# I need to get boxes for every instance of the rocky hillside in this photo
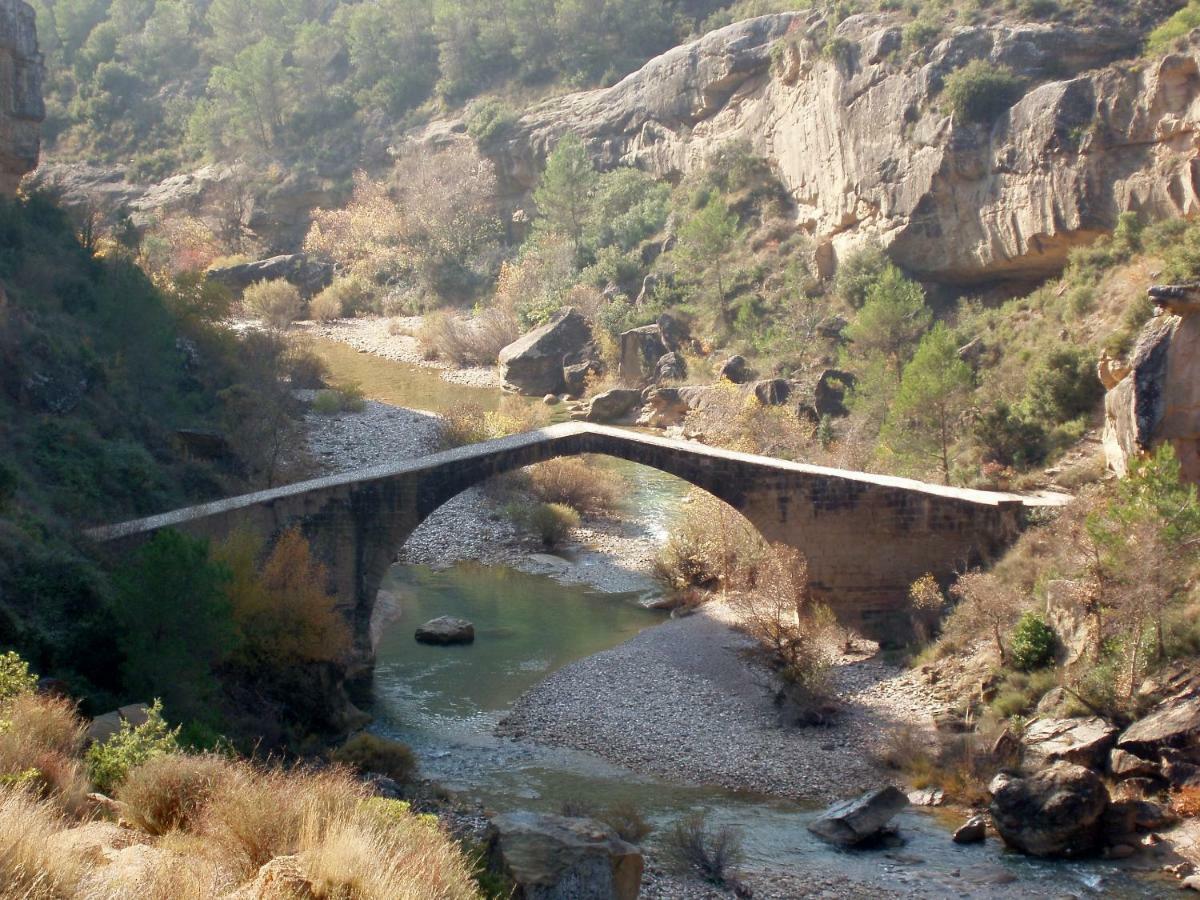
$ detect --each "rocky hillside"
[440,11,1200,285]
[0,0,42,194]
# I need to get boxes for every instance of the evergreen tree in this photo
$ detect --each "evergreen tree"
[533,132,599,258]
[880,323,974,483]
[678,193,741,311]
[843,264,931,376]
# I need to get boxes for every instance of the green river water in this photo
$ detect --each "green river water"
[311,337,1160,897]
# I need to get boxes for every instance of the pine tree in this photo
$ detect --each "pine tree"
[881,323,973,483]
[533,132,599,258]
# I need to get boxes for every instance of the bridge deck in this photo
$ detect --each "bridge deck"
[88,423,1068,543]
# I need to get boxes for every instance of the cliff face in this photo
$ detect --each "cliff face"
[465,12,1200,284]
[0,0,41,194]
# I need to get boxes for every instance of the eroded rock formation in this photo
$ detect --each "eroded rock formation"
[444,11,1200,284]
[0,0,42,194]
[1103,285,1200,482]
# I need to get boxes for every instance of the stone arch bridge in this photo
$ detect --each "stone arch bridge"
[88,424,1065,663]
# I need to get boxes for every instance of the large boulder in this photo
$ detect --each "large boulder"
[807,786,909,847]
[753,378,791,406]
[414,617,475,646]
[617,325,669,384]
[1104,289,1200,483]
[485,812,643,900]
[207,254,333,297]
[583,388,642,423]
[718,355,751,384]
[1117,691,1200,757]
[813,369,856,418]
[989,763,1109,858]
[499,308,593,396]
[1022,716,1119,770]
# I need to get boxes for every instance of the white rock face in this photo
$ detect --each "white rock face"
[457,11,1200,284]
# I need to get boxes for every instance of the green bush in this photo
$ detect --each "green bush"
[522,502,580,547]
[243,279,305,329]
[974,402,1048,469]
[311,276,375,321]
[1009,613,1056,671]
[902,20,941,51]
[1147,1,1200,55]
[311,382,366,415]
[332,733,418,784]
[834,242,888,309]
[1021,348,1104,425]
[87,699,181,793]
[0,651,36,704]
[466,98,518,146]
[943,61,1025,125]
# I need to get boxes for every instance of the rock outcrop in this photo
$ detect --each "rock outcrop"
[485,812,643,900]
[0,0,42,194]
[207,254,333,297]
[1103,286,1200,483]
[448,11,1200,284]
[498,307,595,396]
[1022,716,1119,771]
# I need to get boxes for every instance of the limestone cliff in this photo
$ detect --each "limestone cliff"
[0,0,41,194]
[1104,287,1200,483]
[450,11,1200,284]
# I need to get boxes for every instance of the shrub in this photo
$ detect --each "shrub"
[601,801,652,844]
[311,382,366,415]
[523,456,624,516]
[0,651,35,703]
[0,693,88,815]
[466,97,518,146]
[243,279,305,328]
[311,276,375,321]
[654,491,764,594]
[418,307,520,367]
[1147,1,1200,55]
[87,699,181,793]
[1009,613,1056,671]
[1021,347,1103,425]
[974,402,1048,469]
[875,722,1015,807]
[116,752,233,835]
[943,61,1025,125]
[437,403,492,448]
[436,396,551,449]
[663,811,743,885]
[332,734,417,784]
[515,502,580,547]
[0,785,83,897]
[902,20,941,51]
[835,241,892,312]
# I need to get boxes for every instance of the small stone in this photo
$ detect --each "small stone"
[543,394,559,405]
[414,616,475,645]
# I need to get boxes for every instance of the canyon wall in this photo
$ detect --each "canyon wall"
[450,11,1200,284]
[0,0,41,194]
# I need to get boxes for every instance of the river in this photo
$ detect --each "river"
[310,335,1159,898]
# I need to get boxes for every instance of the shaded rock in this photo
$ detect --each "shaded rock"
[655,351,686,382]
[988,763,1109,858]
[813,369,855,418]
[1109,748,1160,780]
[817,315,848,339]
[0,0,43,195]
[807,786,909,847]
[563,360,599,397]
[486,812,643,900]
[718,355,751,384]
[1118,692,1200,756]
[87,703,151,745]
[952,815,987,844]
[415,616,475,645]
[617,324,669,384]
[206,254,333,298]
[1022,716,1118,770]
[753,378,791,406]
[499,308,593,396]
[656,313,686,352]
[584,388,642,423]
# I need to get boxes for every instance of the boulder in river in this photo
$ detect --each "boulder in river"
[498,307,594,396]
[485,811,643,900]
[988,762,1109,858]
[414,616,475,645]
[807,786,909,847]
[952,815,987,844]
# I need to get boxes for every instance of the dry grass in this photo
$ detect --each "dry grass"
[523,456,624,516]
[0,693,89,816]
[243,279,305,329]
[873,721,1015,808]
[301,809,478,899]
[437,396,551,449]
[1171,786,1200,819]
[116,753,235,837]
[0,786,81,899]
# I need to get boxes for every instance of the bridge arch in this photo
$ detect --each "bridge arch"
[88,423,1063,668]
